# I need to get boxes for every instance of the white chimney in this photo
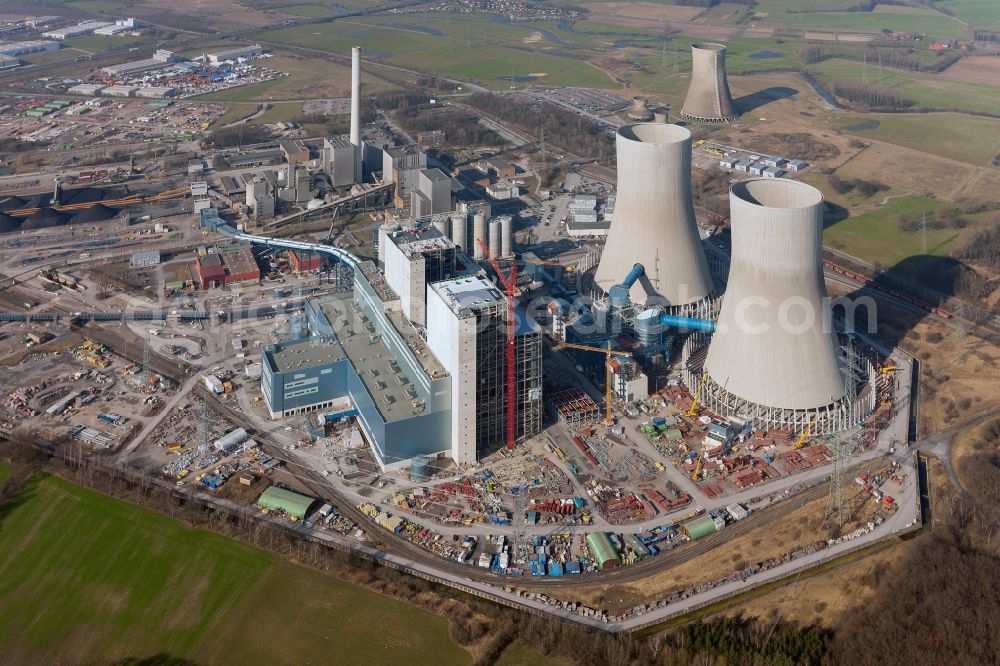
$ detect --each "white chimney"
[350,46,362,184]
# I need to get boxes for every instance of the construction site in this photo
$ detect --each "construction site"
[0,40,929,632]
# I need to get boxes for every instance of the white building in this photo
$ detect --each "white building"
[43,21,111,40]
[0,41,59,57]
[382,226,456,327]
[427,276,507,465]
[207,44,263,64]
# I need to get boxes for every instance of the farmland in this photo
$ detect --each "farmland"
[0,474,469,665]
[781,6,970,38]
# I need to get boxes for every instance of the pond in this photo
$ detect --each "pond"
[843,119,881,131]
[749,50,785,60]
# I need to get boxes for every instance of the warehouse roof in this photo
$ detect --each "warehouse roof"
[256,486,316,520]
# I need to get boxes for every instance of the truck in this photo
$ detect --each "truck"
[204,375,224,395]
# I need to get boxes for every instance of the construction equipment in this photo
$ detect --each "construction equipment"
[691,458,702,481]
[879,362,896,375]
[686,373,709,417]
[794,414,819,450]
[324,205,342,245]
[477,238,518,451]
[554,340,632,426]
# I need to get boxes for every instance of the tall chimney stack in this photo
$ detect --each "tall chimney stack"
[350,46,362,183]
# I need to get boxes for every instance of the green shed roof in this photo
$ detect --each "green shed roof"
[586,531,620,569]
[257,486,316,520]
[681,515,718,541]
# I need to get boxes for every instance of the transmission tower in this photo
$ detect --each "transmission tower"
[826,439,856,528]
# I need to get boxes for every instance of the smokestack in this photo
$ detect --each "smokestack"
[681,43,737,123]
[704,179,845,410]
[350,46,362,183]
[594,124,712,307]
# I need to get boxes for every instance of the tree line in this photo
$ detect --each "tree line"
[466,92,614,159]
[830,80,914,110]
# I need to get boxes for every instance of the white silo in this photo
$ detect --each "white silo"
[500,215,512,258]
[704,179,845,411]
[432,215,449,239]
[449,210,467,250]
[488,218,502,259]
[594,124,713,307]
[473,211,487,259]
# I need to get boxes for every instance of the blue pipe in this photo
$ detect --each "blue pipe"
[622,263,645,288]
[658,314,716,333]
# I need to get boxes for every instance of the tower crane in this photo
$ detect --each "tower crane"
[476,238,518,451]
[553,340,633,426]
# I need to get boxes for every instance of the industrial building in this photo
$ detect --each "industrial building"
[195,253,225,289]
[207,44,262,64]
[101,49,180,76]
[43,20,111,40]
[256,486,316,520]
[262,267,453,470]
[322,135,355,187]
[411,167,453,217]
[427,276,508,465]
[95,18,138,35]
[220,247,260,285]
[681,43,738,123]
[288,249,328,274]
[0,41,58,57]
[382,145,427,206]
[380,225,457,327]
[279,139,309,164]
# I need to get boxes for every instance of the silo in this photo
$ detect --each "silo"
[500,215,512,258]
[288,312,309,340]
[704,179,845,410]
[410,455,431,482]
[472,211,486,259]
[449,211,466,250]
[681,43,737,123]
[634,308,662,349]
[431,215,449,239]
[594,124,713,307]
[488,218,502,259]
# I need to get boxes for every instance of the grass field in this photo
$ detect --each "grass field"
[495,640,566,666]
[940,0,1000,30]
[62,34,145,54]
[281,4,337,17]
[836,113,1000,166]
[822,196,962,271]
[0,474,469,665]
[755,0,862,11]
[782,8,969,38]
[258,13,616,89]
[19,49,84,65]
[809,58,1000,114]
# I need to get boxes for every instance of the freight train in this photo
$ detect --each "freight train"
[823,259,953,319]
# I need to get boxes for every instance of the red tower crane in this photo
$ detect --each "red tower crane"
[476,238,517,451]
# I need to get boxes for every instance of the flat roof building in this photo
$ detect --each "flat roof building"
[323,134,355,187]
[207,44,263,64]
[381,225,456,327]
[221,247,259,284]
[427,276,507,465]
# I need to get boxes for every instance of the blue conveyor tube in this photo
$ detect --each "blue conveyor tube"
[658,314,716,332]
[622,263,645,288]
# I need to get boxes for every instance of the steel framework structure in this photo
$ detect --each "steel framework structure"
[477,239,517,450]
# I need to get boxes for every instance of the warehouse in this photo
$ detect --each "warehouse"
[586,532,621,569]
[196,253,225,289]
[130,249,160,268]
[221,247,260,284]
[256,486,316,520]
[680,514,725,541]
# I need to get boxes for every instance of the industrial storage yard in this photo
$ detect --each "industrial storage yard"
[0,1,998,661]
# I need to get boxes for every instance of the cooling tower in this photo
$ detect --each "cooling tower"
[595,124,713,307]
[681,43,737,123]
[350,46,362,183]
[703,179,845,410]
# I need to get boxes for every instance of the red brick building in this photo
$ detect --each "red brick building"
[221,248,261,285]
[288,249,328,273]
[196,254,225,289]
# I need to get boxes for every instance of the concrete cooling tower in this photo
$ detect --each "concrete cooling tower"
[703,179,846,413]
[595,123,713,308]
[681,43,737,123]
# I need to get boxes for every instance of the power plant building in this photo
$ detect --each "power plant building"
[382,145,427,206]
[681,43,738,123]
[381,225,457,327]
[411,167,454,217]
[427,276,507,465]
[323,135,356,187]
[262,267,451,470]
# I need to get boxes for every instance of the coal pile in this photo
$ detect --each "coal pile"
[22,208,68,230]
[0,212,20,233]
[69,203,118,225]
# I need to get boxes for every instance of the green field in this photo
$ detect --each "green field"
[281,4,337,17]
[837,113,1000,166]
[0,474,469,665]
[939,0,1000,30]
[62,34,145,54]
[809,58,1000,114]
[823,196,962,271]
[496,639,566,666]
[755,0,863,11]
[783,7,970,38]
[258,13,616,89]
